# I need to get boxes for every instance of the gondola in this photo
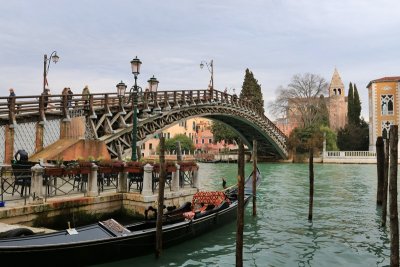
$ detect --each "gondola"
[0,168,261,266]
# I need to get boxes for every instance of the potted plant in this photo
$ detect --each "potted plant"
[78,160,93,174]
[179,161,197,172]
[98,160,113,174]
[166,161,177,173]
[44,166,64,176]
[124,161,143,173]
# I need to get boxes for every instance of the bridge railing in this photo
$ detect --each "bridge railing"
[0,89,264,121]
[0,89,288,156]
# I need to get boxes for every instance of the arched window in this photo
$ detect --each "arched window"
[381,95,394,115]
[382,120,393,139]
[338,89,341,95]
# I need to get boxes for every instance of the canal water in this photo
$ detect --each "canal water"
[95,162,390,267]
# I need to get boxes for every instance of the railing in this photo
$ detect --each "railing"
[325,151,376,157]
[323,150,377,164]
[0,89,277,127]
[0,161,199,205]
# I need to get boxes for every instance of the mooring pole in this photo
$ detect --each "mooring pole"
[308,147,314,221]
[389,125,399,267]
[252,140,257,217]
[376,136,384,205]
[382,138,390,226]
[155,136,166,258]
[236,142,245,267]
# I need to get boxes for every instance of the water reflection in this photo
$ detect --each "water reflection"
[94,163,391,267]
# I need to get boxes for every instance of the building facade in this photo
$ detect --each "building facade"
[140,117,237,158]
[367,76,400,151]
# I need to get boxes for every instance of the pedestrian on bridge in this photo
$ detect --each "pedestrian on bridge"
[8,88,15,109]
[41,88,51,110]
[62,87,73,108]
[67,88,73,108]
[9,88,15,97]
[82,85,90,108]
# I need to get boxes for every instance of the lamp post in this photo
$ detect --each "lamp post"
[130,56,142,161]
[200,59,214,92]
[127,57,159,161]
[43,51,60,93]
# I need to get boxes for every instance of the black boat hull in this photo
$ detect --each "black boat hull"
[0,196,251,266]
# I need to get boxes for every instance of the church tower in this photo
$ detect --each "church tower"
[328,68,348,131]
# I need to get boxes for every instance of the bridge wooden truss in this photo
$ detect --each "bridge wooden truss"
[0,89,288,162]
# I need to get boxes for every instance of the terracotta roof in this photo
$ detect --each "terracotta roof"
[367,76,400,88]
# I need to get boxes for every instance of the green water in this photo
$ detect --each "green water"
[96,162,390,267]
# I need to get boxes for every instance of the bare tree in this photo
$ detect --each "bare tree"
[270,73,328,128]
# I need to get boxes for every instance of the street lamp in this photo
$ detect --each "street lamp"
[147,75,159,92]
[116,80,127,97]
[200,59,214,92]
[130,56,142,161]
[43,51,60,93]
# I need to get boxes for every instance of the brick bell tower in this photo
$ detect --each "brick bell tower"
[328,68,348,131]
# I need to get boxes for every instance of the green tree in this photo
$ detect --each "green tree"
[347,82,361,125]
[337,119,369,150]
[161,134,195,154]
[337,82,367,150]
[320,125,338,151]
[352,84,361,125]
[347,82,354,123]
[240,68,264,114]
[318,95,329,127]
[211,121,238,144]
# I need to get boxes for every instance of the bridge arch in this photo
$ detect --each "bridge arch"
[92,90,288,160]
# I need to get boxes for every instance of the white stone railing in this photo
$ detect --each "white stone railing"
[323,150,377,164]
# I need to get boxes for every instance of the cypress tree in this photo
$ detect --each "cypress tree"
[347,82,354,124]
[353,84,361,125]
[240,69,265,114]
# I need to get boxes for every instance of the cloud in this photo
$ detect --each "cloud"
[1,0,399,121]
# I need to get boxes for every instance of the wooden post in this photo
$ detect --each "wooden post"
[4,124,15,164]
[389,125,399,267]
[382,138,390,226]
[252,140,257,217]
[236,142,245,267]
[376,136,384,205]
[155,136,166,258]
[35,122,44,153]
[308,148,314,221]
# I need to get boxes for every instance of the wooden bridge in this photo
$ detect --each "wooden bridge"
[0,89,288,163]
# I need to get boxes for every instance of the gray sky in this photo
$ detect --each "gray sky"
[1,0,399,120]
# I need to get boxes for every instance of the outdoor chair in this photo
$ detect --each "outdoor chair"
[11,162,35,196]
[128,172,143,192]
[152,168,172,193]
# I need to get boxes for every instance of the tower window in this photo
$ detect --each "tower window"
[381,95,394,115]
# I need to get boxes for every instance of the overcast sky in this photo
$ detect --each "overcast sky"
[1,0,399,120]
